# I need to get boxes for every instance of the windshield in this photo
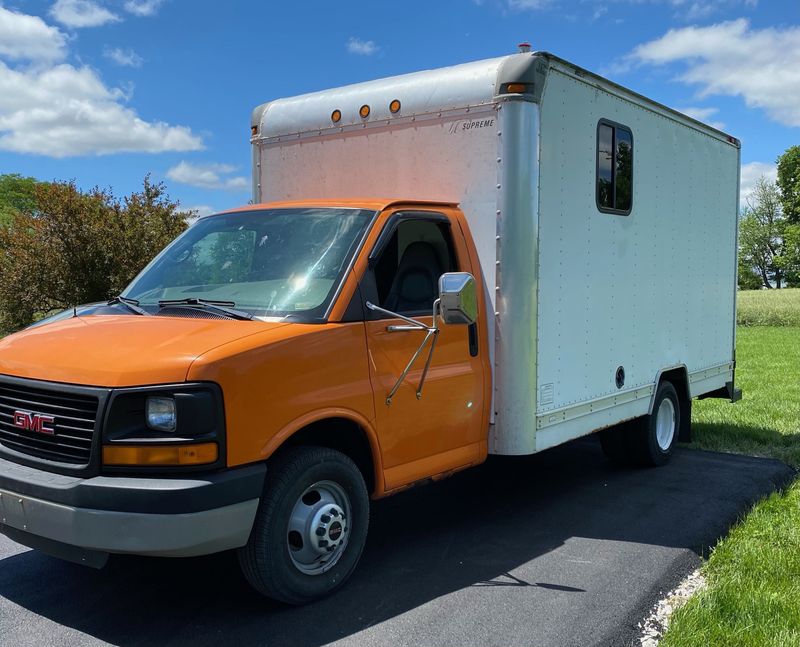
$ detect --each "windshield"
[123,208,375,320]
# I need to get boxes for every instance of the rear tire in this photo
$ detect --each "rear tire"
[238,446,370,604]
[633,381,680,466]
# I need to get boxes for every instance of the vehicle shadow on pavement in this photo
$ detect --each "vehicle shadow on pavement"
[0,439,793,647]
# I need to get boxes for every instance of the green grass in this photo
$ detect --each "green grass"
[690,326,800,466]
[661,481,800,647]
[662,325,800,646]
[738,288,800,327]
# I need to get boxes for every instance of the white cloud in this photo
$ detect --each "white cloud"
[49,0,120,28]
[346,37,379,56]
[0,62,202,156]
[0,7,200,157]
[740,161,777,206]
[507,0,551,9]
[103,47,142,67]
[676,106,725,130]
[123,0,164,17]
[166,162,248,192]
[0,6,67,62]
[626,19,800,127]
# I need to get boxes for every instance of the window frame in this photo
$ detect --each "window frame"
[596,118,634,217]
[364,210,459,320]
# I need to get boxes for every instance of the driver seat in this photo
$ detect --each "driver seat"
[384,242,442,313]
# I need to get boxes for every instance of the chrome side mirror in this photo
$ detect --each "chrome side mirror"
[438,272,478,325]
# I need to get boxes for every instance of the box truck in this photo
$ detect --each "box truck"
[0,48,740,604]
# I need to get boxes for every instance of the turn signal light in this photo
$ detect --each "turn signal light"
[103,443,218,466]
[506,83,528,93]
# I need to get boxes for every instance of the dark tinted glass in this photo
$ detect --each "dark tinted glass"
[597,124,614,209]
[615,128,633,211]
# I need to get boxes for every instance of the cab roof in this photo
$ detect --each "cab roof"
[212,199,459,216]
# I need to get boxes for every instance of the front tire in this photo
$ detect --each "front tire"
[238,446,370,604]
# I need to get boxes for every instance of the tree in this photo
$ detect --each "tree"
[776,145,800,224]
[0,174,40,226]
[776,146,800,285]
[738,177,790,289]
[737,256,763,290]
[0,177,189,333]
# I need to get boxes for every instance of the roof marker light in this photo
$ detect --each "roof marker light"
[389,99,401,114]
[331,109,342,123]
[359,104,371,119]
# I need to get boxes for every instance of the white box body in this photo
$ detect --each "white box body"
[251,52,739,455]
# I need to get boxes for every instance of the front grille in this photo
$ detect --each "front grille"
[0,381,99,465]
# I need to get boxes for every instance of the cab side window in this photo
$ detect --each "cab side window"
[372,218,457,315]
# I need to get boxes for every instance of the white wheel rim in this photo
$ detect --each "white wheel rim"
[655,398,676,451]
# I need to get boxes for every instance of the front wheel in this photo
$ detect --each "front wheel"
[238,446,370,604]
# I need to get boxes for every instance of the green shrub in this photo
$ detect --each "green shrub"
[0,177,189,334]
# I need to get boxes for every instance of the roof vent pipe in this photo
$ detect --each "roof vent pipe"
[518,42,531,53]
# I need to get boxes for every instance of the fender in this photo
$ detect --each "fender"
[649,364,690,415]
[260,407,386,497]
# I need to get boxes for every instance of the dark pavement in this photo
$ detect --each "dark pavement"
[0,439,793,647]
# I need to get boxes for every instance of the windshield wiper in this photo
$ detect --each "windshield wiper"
[157,298,254,321]
[108,295,150,316]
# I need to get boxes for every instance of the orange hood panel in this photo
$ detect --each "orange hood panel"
[0,315,289,387]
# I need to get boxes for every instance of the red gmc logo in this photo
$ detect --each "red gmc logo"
[13,411,55,435]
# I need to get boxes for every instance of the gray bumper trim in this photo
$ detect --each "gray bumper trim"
[0,486,259,558]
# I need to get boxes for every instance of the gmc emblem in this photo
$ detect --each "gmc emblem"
[13,411,55,435]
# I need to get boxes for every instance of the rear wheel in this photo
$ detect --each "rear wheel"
[633,381,680,466]
[238,446,369,604]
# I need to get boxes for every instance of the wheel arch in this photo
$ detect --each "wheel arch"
[261,410,384,496]
[650,365,692,442]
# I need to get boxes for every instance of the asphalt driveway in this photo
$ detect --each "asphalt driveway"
[0,439,793,647]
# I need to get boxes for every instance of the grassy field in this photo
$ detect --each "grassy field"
[662,294,800,646]
[690,326,800,466]
[738,287,800,327]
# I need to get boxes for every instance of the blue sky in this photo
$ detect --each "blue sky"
[0,0,798,214]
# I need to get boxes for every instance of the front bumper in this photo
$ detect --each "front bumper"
[0,456,265,566]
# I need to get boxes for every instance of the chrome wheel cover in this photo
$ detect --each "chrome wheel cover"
[287,480,351,575]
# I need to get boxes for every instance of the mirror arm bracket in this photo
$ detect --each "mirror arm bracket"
[365,300,441,405]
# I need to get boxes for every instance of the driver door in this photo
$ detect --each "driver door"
[362,211,485,491]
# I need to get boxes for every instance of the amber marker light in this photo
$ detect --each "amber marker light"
[506,83,528,93]
[359,104,371,119]
[251,125,258,136]
[331,109,342,123]
[103,443,218,466]
[389,99,401,114]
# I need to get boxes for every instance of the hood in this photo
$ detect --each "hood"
[0,315,289,387]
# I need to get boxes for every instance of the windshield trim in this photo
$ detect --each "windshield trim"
[320,208,378,322]
[122,207,378,325]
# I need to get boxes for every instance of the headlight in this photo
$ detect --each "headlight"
[103,384,225,469]
[146,396,177,432]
